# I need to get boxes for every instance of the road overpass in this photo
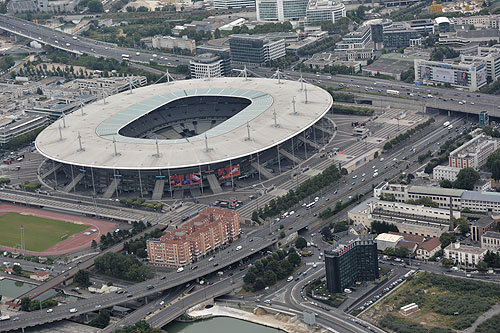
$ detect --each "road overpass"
[0,14,192,67]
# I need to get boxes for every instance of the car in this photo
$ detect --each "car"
[191,265,198,270]
[161,276,166,280]
[208,257,214,262]
[46,309,53,313]
[249,238,254,242]
[213,263,219,267]
[177,267,184,273]
[160,301,165,306]
[70,308,78,313]
[236,245,242,251]
[147,285,155,290]
[12,317,19,321]
[344,288,352,294]
[127,294,133,298]
[352,175,357,179]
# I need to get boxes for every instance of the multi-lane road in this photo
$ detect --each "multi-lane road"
[0,14,191,67]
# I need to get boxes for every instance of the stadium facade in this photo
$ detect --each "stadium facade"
[35,77,333,199]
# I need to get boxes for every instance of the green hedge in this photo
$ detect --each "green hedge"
[331,105,374,116]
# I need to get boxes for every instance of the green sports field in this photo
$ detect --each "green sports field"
[0,212,89,252]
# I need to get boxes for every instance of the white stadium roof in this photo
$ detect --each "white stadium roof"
[35,77,332,170]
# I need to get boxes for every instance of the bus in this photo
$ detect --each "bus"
[386,89,400,96]
[122,54,130,60]
[306,202,315,210]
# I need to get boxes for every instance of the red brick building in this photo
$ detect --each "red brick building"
[146,208,240,267]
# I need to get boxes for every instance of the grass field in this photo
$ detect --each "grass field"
[0,212,89,252]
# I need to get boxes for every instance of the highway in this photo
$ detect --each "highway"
[0,14,191,67]
[245,67,500,117]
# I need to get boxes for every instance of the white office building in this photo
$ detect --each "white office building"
[432,165,461,181]
[449,134,498,170]
[461,46,500,82]
[190,54,225,79]
[305,0,345,26]
[214,0,255,8]
[336,25,372,50]
[256,0,309,21]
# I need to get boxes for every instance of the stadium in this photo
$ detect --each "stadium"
[35,77,334,199]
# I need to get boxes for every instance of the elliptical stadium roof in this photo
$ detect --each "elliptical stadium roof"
[35,77,332,170]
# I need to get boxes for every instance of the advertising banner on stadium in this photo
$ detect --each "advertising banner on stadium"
[218,164,241,181]
[169,173,202,186]
[456,71,469,86]
[433,67,454,83]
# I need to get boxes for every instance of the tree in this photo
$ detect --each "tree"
[279,231,286,239]
[477,261,488,271]
[321,226,332,241]
[74,269,91,288]
[374,151,379,159]
[243,271,256,284]
[12,265,22,275]
[440,233,457,248]
[91,239,98,248]
[441,258,454,268]
[295,237,307,249]
[384,247,395,256]
[253,279,266,291]
[263,270,277,286]
[89,310,111,329]
[87,0,104,12]
[453,168,480,190]
[20,297,30,311]
[287,248,301,266]
[455,217,470,235]
[29,299,41,312]
[371,221,398,234]
[395,246,409,258]
[440,179,453,188]
[407,197,439,208]
[251,211,259,223]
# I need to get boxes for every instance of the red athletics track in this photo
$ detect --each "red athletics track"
[0,204,118,256]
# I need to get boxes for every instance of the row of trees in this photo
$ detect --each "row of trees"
[243,248,301,291]
[123,228,165,258]
[2,127,45,151]
[407,197,439,208]
[331,105,374,116]
[20,297,58,312]
[119,198,163,210]
[0,56,14,72]
[98,221,150,250]
[384,118,435,150]
[440,167,480,190]
[487,148,500,181]
[318,197,358,220]
[115,321,161,333]
[431,47,460,61]
[94,252,154,282]
[296,36,339,57]
[252,164,341,221]
[384,246,409,258]
[371,221,398,234]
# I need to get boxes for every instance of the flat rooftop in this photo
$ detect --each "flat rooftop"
[35,77,332,170]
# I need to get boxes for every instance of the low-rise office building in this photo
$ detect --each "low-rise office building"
[336,25,372,51]
[213,0,255,9]
[190,53,226,79]
[382,27,421,49]
[348,197,456,238]
[462,47,500,82]
[444,242,487,267]
[0,115,49,145]
[432,165,461,181]
[481,231,500,252]
[229,34,285,65]
[152,35,196,54]
[324,236,379,293]
[256,0,309,22]
[374,233,403,252]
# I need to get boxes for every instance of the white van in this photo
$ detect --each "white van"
[177,267,184,273]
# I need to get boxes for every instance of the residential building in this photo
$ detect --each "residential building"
[454,15,500,30]
[151,35,196,54]
[324,236,379,293]
[334,48,374,63]
[197,45,232,77]
[416,237,441,260]
[374,233,403,252]
[213,0,255,9]
[190,53,226,79]
[229,35,285,65]
[481,231,500,251]
[305,0,345,26]
[0,115,49,145]
[449,134,497,170]
[146,208,240,267]
[256,0,309,22]
[432,165,461,181]
[470,216,495,242]
[414,58,488,92]
[444,242,487,267]
[382,27,421,49]
[439,29,500,46]
[336,25,372,50]
[348,197,456,238]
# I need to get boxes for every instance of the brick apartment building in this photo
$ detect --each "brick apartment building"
[146,208,240,267]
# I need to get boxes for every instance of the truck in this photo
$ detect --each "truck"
[386,89,400,96]
[300,250,313,257]
[443,121,450,128]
